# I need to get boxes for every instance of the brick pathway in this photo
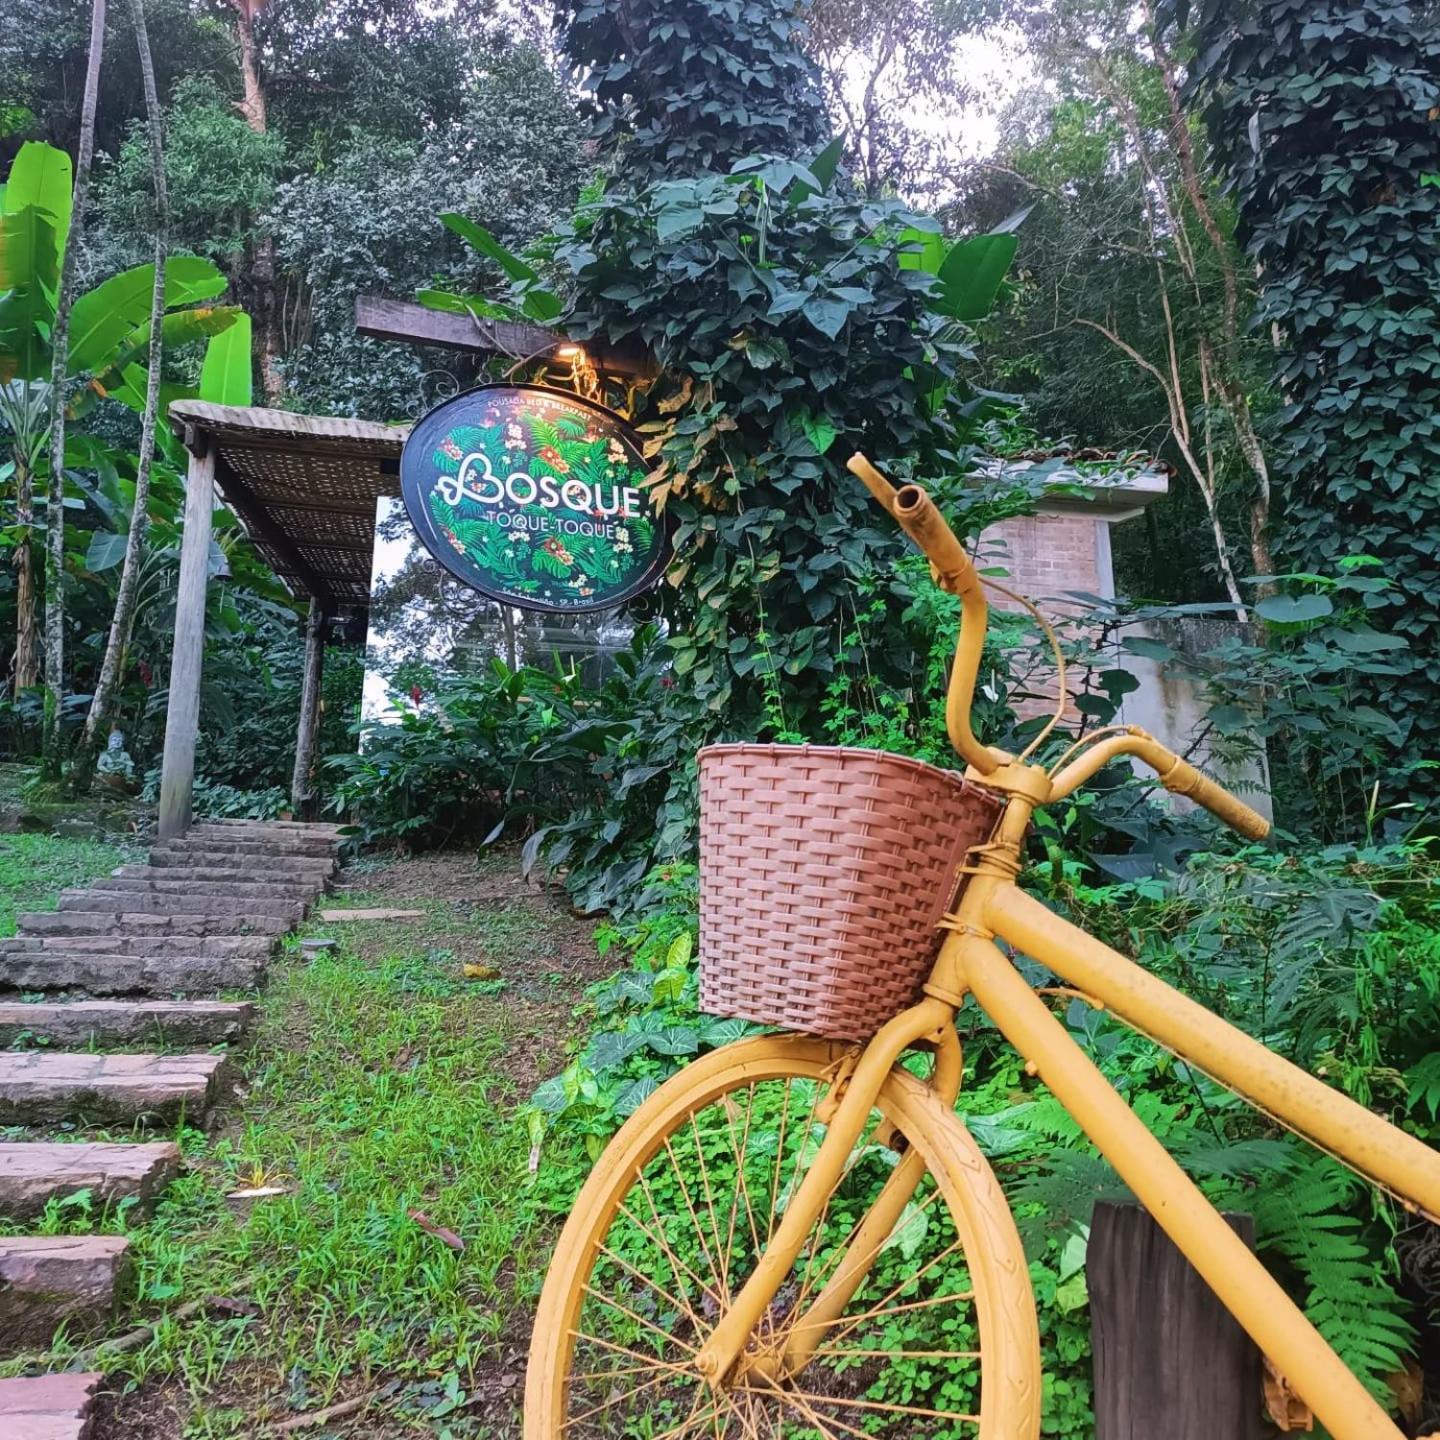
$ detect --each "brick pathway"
[0,819,342,1438]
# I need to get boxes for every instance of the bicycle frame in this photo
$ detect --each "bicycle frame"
[693,790,1440,1440]
[687,460,1440,1440]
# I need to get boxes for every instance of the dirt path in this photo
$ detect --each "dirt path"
[77,849,609,1438]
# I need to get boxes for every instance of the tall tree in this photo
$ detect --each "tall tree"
[1172,0,1440,793]
[227,0,281,403]
[555,0,829,181]
[37,0,104,760]
[805,0,974,203]
[952,0,1276,605]
[73,0,166,790]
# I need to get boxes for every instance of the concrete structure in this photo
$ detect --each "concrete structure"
[978,456,1269,818]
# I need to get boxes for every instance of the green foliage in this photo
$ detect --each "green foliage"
[267,45,586,418]
[328,626,694,912]
[556,0,831,183]
[1117,564,1415,838]
[94,75,283,268]
[1171,0,1440,797]
[549,157,1012,730]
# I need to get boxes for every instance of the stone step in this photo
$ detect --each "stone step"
[0,1372,103,1440]
[20,909,289,938]
[0,1052,230,1126]
[190,822,340,848]
[0,950,265,997]
[197,818,344,835]
[145,845,337,877]
[0,1141,181,1219]
[0,1000,255,1047]
[118,863,330,892]
[0,1236,130,1347]
[1,933,274,959]
[104,872,321,900]
[59,889,304,921]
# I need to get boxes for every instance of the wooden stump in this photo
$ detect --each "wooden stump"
[1089,1200,1267,1440]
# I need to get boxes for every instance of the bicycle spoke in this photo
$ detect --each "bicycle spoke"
[780,1387,979,1425]
[581,1283,702,1354]
[631,1175,725,1308]
[562,1367,680,1429]
[809,1234,968,1352]
[567,1328,695,1373]
[807,1345,981,1363]
[595,1240,709,1338]
[720,1086,764,1285]
[688,1113,733,1298]
[785,1111,888,1326]
[761,1383,848,1440]
[571,1362,666,1383]
[663,1135,730,1303]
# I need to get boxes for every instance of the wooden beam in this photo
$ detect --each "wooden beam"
[290,599,327,818]
[158,443,215,841]
[353,294,654,379]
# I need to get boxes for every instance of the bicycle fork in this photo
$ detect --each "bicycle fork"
[691,995,958,1387]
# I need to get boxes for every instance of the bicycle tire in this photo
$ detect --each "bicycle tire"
[526,1034,1041,1440]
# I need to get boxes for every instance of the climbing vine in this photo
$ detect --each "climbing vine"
[1168,0,1440,798]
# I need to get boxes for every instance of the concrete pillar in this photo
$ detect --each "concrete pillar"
[157,441,215,840]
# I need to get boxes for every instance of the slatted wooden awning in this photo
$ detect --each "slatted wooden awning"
[167,401,408,609]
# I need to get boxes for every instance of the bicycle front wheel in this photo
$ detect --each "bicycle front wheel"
[526,1034,1040,1440]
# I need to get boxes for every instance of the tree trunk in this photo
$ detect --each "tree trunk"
[40,0,107,774]
[12,453,37,696]
[232,0,283,404]
[1089,1201,1266,1440]
[73,0,166,795]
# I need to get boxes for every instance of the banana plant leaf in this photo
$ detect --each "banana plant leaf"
[2,142,73,260]
[67,257,226,377]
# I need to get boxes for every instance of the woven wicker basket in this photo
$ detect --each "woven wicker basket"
[698,743,1005,1041]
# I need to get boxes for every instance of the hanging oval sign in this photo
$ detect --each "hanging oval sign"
[399,383,669,613]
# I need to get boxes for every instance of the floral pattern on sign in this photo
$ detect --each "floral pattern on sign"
[400,386,665,613]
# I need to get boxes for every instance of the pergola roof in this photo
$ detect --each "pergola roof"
[167,401,409,609]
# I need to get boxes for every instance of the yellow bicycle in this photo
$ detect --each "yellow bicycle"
[526,455,1440,1440]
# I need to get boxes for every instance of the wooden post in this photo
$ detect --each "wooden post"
[289,597,326,818]
[1089,1201,1266,1440]
[157,440,215,840]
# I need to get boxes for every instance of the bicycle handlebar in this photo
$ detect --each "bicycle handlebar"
[848,455,983,600]
[847,452,1273,841]
[847,454,998,775]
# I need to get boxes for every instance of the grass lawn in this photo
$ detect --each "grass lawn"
[0,850,607,1438]
[0,832,138,935]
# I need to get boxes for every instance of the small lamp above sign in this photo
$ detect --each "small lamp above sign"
[399,383,671,614]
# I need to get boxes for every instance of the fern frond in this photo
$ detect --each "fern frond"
[1176,1136,1299,1181]
[1011,1150,1131,1256]
[1245,1155,1414,1400]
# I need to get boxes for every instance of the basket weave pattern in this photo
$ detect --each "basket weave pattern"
[699,744,1005,1041]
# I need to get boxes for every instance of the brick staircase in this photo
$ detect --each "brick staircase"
[0,819,343,1439]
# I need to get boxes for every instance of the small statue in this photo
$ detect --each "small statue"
[95,728,138,794]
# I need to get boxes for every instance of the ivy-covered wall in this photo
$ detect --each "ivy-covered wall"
[550,0,993,732]
[1173,0,1440,794]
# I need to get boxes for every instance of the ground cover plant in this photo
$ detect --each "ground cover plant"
[0,830,135,934]
[0,851,609,1436]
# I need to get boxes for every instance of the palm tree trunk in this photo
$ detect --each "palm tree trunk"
[40,0,107,773]
[73,0,167,795]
